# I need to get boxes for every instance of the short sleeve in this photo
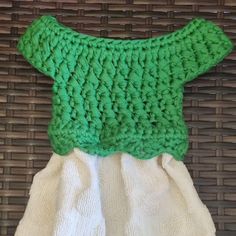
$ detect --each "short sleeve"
[179,18,234,84]
[17,16,57,80]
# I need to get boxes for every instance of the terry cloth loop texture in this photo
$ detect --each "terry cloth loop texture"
[14,150,216,236]
[16,15,234,160]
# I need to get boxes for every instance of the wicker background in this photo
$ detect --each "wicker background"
[0,1,235,236]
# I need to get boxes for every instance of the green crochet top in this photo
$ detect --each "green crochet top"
[17,15,234,160]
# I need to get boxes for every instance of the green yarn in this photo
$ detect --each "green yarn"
[17,15,234,160]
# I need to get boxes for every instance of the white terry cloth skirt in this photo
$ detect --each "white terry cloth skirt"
[14,148,216,236]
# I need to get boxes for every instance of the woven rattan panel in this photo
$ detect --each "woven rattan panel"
[0,1,235,236]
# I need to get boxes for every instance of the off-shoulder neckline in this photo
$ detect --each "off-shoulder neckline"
[35,15,209,50]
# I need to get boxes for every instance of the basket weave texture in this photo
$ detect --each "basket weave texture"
[0,1,235,236]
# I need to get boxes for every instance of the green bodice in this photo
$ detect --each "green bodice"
[17,15,234,160]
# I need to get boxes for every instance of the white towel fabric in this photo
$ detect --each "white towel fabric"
[14,148,216,236]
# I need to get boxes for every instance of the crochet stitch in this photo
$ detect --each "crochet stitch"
[17,15,234,160]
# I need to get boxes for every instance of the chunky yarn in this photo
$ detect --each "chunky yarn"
[17,15,234,160]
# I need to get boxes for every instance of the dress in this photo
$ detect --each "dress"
[14,15,234,236]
